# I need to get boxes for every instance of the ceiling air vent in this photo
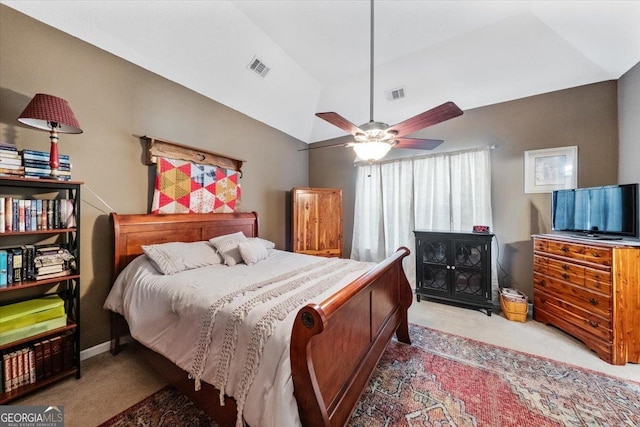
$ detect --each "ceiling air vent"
[385,86,406,101]
[247,56,271,78]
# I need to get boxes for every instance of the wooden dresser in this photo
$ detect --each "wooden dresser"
[532,234,640,365]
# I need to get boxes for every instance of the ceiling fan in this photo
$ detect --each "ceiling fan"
[308,0,463,162]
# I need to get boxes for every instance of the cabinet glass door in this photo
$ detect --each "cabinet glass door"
[452,240,486,301]
[421,240,449,293]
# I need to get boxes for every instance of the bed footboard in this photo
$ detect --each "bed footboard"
[290,248,412,426]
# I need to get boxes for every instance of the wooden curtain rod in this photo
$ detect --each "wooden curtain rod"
[140,135,245,175]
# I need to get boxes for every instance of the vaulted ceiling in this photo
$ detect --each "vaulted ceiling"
[4,1,639,144]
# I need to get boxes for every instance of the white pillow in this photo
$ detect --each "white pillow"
[249,237,276,250]
[142,241,222,275]
[209,232,248,266]
[238,239,270,265]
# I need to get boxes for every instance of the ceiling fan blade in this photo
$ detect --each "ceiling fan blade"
[298,141,351,152]
[388,101,463,137]
[316,112,364,136]
[394,138,444,150]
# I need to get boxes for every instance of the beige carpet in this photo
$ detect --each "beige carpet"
[13,301,640,427]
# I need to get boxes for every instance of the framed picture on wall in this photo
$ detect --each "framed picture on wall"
[524,146,578,193]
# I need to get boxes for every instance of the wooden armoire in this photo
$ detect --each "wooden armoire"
[291,187,343,258]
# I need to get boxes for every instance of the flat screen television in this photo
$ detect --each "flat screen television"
[551,183,639,239]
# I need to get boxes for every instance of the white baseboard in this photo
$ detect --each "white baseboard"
[80,335,132,361]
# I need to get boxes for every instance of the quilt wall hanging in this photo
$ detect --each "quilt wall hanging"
[151,157,241,213]
[142,136,244,214]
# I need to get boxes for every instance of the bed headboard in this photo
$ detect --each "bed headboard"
[110,212,259,283]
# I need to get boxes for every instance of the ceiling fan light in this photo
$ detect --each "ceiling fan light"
[353,141,392,162]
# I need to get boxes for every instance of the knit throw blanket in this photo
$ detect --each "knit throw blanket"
[188,257,372,427]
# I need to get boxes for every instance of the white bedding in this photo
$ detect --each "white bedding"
[104,249,374,427]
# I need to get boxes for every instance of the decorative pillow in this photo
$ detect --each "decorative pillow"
[238,239,270,265]
[142,241,222,275]
[209,232,248,266]
[249,237,276,250]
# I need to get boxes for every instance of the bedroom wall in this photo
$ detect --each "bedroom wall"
[309,81,619,300]
[0,5,309,350]
[618,62,640,185]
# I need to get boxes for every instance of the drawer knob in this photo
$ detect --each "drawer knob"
[561,273,570,280]
[588,320,600,328]
[592,252,600,258]
[561,264,569,271]
[588,298,599,306]
[539,280,546,287]
[561,245,569,252]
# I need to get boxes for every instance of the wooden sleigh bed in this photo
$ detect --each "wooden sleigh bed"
[108,211,412,427]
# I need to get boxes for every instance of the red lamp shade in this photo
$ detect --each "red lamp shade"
[18,94,82,134]
[17,94,82,179]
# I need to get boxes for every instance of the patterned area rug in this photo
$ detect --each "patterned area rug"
[99,324,640,427]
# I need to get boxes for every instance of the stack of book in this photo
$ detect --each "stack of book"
[33,245,75,281]
[22,149,71,180]
[0,144,24,178]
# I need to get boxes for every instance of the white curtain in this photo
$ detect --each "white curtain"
[351,147,495,296]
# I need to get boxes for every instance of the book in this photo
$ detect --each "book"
[22,244,36,280]
[24,199,31,231]
[62,334,74,371]
[33,341,44,381]
[22,159,71,171]
[50,336,63,375]
[4,197,11,232]
[0,197,4,232]
[34,269,71,281]
[28,348,36,384]
[42,339,52,378]
[0,156,22,166]
[46,201,54,230]
[30,200,37,230]
[3,353,12,392]
[11,350,18,390]
[17,199,25,231]
[41,200,47,230]
[53,199,60,229]
[24,167,71,176]
[9,247,23,283]
[0,167,23,173]
[12,199,18,231]
[2,353,10,392]
[0,163,24,170]
[36,264,64,275]
[34,253,66,267]
[63,199,76,228]
[0,143,18,152]
[16,348,24,387]
[6,249,13,284]
[0,149,19,158]
[36,199,42,230]
[35,243,62,255]
[0,249,7,287]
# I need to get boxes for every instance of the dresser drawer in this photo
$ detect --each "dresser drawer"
[533,302,613,363]
[533,273,611,319]
[534,290,612,339]
[583,267,612,295]
[546,257,584,287]
[545,240,612,268]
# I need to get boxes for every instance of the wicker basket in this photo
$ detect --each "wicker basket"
[499,288,528,322]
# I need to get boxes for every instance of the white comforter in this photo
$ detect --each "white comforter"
[104,249,373,427]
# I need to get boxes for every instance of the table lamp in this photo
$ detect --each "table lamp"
[18,93,82,179]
